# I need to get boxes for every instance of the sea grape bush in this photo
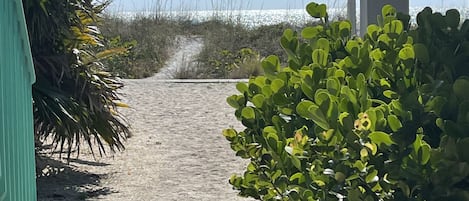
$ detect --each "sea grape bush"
[223,2,469,200]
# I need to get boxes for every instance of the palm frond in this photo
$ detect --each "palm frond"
[25,0,131,158]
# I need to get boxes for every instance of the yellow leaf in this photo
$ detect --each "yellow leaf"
[109,108,117,115]
[96,48,128,59]
[360,148,368,160]
[364,142,378,155]
[113,101,129,108]
[313,180,326,187]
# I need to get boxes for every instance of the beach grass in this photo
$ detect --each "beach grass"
[99,8,315,79]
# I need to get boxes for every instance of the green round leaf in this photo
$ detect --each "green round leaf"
[308,104,330,130]
[306,2,327,18]
[312,49,328,66]
[262,55,280,76]
[413,43,429,63]
[252,94,265,108]
[316,38,330,53]
[314,90,332,110]
[267,133,279,151]
[383,90,399,99]
[382,5,397,21]
[418,144,431,165]
[335,172,346,183]
[367,24,380,40]
[326,78,340,96]
[296,100,315,119]
[339,21,352,37]
[227,95,241,109]
[384,20,403,34]
[271,79,285,93]
[282,29,295,41]
[301,26,323,39]
[453,77,469,99]
[445,9,460,28]
[368,131,395,147]
[371,49,384,61]
[365,169,378,183]
[387,115,402,132]
[378,34,391,46]
[345,40,360,56]
[290,172,306,184]
[241,107,256,120]
[398,46,415,60]
[431,13,446,29]
[291,155,302,170]
[321,129,335,141]
[335,69,346,79]
[236,82,249,93]
[222,129,237,138]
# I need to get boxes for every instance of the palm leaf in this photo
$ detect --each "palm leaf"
[25,0,130,158]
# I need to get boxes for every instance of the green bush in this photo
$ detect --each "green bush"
[224,2,469,200]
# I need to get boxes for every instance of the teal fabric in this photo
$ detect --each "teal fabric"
[0,0,37,200]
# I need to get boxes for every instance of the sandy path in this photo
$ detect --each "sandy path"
[152,36,203,79]
[36,36,254,201]
[89,80,252,201]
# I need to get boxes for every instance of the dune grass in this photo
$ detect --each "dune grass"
[99,8,318,79]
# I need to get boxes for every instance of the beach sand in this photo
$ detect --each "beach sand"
[36,37,254,201]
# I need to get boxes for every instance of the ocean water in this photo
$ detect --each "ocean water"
[112,7,469,28]
[113,9,329,27]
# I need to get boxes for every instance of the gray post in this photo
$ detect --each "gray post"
[359,0,409,35]
[347,0,357,35]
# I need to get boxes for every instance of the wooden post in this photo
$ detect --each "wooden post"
[359,0,409,35]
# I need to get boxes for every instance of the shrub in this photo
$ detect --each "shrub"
[224,2,469,200]
[25,0,130,157]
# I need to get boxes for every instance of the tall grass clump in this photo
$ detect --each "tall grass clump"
[99,15,183,78]
[194,22,301,78]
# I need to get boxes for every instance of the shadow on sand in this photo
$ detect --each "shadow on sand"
[36,155,116,201]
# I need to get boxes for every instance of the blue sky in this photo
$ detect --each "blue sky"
[106,0,467,12]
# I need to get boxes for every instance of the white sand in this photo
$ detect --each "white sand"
[37,37,254,201]
[89,80,252,201]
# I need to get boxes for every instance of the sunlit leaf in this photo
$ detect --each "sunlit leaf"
[241,107,256,120]
[398,46,415,60]
[306,2,327,18]
[368,131,395,147]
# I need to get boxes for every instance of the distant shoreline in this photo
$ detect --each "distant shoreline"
[106,7,469,28]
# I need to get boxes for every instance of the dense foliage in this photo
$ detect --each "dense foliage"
[23,0,130,157]
[224,3,469,200]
